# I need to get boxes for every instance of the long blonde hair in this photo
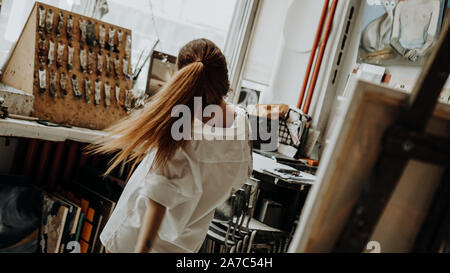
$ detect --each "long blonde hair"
[87,39,230,178]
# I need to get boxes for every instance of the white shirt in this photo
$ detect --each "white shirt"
[100,106,253,253]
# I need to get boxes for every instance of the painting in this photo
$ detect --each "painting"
[237,80,265,108]
[238,87,261,108]
[358,0,447,66]
[39,193,69,253]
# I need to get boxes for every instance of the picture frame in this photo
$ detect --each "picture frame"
[358,0,447,66]
[237,80,266,108]
[145,50,177,96]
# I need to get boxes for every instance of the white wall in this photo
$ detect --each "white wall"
[243,0,327,108]
[243,0,352,112]
[242,0,291,87]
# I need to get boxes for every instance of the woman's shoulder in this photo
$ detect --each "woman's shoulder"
[184,104,252,163]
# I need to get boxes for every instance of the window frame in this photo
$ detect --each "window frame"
[223,0,261,104]
[74,0,261,102]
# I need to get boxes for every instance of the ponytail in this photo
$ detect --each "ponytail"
[88,61,205,178]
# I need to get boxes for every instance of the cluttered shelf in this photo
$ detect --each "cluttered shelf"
[0,121,317,254]
[0,115,318,181]
[1,138,313,253]
[0,133,133,253]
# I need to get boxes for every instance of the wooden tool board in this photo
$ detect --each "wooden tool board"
[1,2,133,130]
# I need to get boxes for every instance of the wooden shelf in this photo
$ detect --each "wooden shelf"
[0,117,106,143]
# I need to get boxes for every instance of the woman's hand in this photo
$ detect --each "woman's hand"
[134,199,166,253]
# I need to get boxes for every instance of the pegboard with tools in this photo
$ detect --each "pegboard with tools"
[1,2,135,130]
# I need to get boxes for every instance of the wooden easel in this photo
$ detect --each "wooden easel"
[0,2,132,130]
[290,15,450,253]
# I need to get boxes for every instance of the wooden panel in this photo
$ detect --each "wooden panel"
[0,6,37,94]
[289,80,450,253]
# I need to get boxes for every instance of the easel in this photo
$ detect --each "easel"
[334,15,450,252]
[289,15,450,253]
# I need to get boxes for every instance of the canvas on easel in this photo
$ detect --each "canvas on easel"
[289,79,450,253]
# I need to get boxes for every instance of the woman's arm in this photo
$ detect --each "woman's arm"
[134,199,166,253]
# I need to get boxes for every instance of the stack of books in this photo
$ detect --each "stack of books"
[39,182,116,253]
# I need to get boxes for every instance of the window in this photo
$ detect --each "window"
[87,0,238,96]
[0,0,258,101]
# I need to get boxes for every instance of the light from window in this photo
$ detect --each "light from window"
[99,0,237,94]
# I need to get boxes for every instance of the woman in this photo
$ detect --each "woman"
[91,39,253,253]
